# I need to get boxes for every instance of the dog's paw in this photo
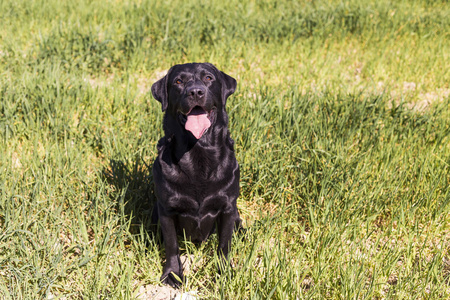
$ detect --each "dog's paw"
[216,256,232,276]
[161,271,184,288]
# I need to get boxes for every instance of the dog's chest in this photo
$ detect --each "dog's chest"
[156,155,238,214]
[161,142,235,184]
[164,168,233,213]
[154,139,239,226]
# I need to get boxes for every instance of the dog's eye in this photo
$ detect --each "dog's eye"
[175,79,183,85]
[205,75,213,81]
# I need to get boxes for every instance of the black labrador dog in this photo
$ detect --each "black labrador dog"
[151,63,241,287]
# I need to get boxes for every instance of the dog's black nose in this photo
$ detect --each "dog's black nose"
[187,86,205,99]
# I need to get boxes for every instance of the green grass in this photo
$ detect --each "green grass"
[1,0,449,299]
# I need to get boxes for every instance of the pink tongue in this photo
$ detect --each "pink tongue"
[185,112,211,139]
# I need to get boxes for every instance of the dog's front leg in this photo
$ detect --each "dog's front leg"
[159,213,183,288]
[217,211,239,272]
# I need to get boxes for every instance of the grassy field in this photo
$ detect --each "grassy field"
[1,0,449,298]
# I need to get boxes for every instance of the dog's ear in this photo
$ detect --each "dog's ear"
[151,71,170,112]
[220,71,237,104]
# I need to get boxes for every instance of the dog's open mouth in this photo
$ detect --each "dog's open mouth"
[181,106,213,139]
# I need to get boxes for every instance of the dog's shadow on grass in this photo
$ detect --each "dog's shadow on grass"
[102,158,158,238]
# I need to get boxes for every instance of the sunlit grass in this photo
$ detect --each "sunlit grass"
[0,0,449,299]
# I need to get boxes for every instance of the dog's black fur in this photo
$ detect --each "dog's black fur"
[151,63,241,288]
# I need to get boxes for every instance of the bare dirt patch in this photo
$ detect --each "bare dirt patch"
[136,284,179,300]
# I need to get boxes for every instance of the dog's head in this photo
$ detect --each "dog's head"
[151,63,237,140]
